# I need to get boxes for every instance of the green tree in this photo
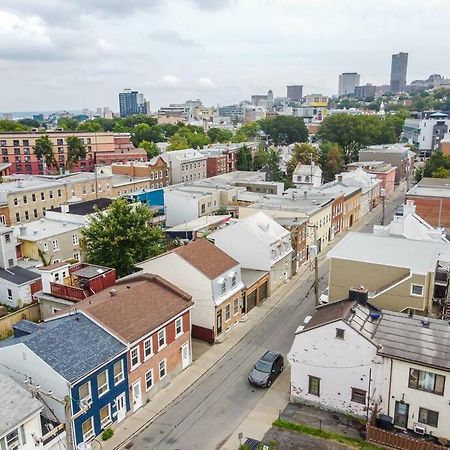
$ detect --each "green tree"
[82,198,167,277]
[139,140,159,158]
[252,147,269,170]
[423,152,450,178]
[207,127,233,143]
[233,122,260,142]
[18,118,41,128]
[92,118,116,131]
[236,145,252,170]
[33,135,57,168]
[0,120,28,132]
[259,116,308,145]
[215,205,228,215]
[432,167,450,178]
[319,142,344,182]
[66,136,86,170]
[132,123,152,147]
[77,121,102,132]
[286,143,320,180]
[57,117,79,131]
[167,133,190,150]
[266,149,283,182]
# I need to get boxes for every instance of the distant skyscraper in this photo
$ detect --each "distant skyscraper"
[118,89,150,117]
[338,73,360,97]
[390,52,408,92]
[286,85,303,101]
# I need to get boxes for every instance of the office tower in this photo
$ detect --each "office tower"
[338,73,360,97]
[390,52,408,92]
[286,85,303,101]
[118,89,149,117]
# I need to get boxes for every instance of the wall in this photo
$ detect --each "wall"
[405,195,450,231]
[164,192,199,227]
[0,279,34,308]
[288,320,381,417]
[307,203,333,253]
[0,303,40,338]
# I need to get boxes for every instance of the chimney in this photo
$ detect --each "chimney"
[402,200,416,217]
[303,191,307,199]
[349,286,368,305]
[337,175,343,183]
[109,288,117,297]
[61,204,69,214]
[390,216,404,236]
[19,225,27,236]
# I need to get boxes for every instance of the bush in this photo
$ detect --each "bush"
[101,428,114,441]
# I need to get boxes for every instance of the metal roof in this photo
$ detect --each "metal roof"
[0,266,40,285]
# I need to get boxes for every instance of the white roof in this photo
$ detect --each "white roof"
[293,163,321,176]
[236,211,290,243]
[327,232,450,275]
[13,218,81,241]
[167,215,230,232]
[339,168,379,188]
[160,149,206,163]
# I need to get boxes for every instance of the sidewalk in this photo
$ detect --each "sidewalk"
[104,191,403,450]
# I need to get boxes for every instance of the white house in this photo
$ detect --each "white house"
[209,211,293,293]
[292,163,322,188]
[136,238,244,343]
[288,294,450,442]
[160,149,207,184]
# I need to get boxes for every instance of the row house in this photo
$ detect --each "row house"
[160,149,207,184]
[288,294,450,442]
[137,238,244,343]
[347,161,397,197]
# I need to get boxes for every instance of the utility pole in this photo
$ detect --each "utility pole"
[307,224,320,307]
[380,188,386,226]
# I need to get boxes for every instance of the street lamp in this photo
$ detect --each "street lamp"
[380,188,386,226]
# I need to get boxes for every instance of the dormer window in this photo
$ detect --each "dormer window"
[4,233,10,243]
[231,274,237,288]
[220,280,226,295]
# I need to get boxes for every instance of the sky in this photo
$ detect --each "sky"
[1,0,450,113]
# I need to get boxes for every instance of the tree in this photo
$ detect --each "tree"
[139,140,159,159]
[167,133,190,150]
[207,127,233,143]
[82,198,167,277]
[0,120,28,132]
[236,145,252,171]
[233,122,260,142]
[33,135,57,169]
[259,116,308,145]
[132,123,153,146]
[66,136,86,170]
[252,147,269,170]
[18,118,41,128]
[423,152,450,178]
[432,167,450,178]
[319,142,344,182]
[215,205,228,215]
[57,117,79,131]
[266,149,283,182]
[286,143,319,180]
[77,121,102,132]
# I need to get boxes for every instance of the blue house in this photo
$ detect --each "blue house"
[0,314,130,446]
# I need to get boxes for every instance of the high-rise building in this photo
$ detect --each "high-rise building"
[390,52,408,92]
[286,85,303,101]
[354,84,376,100]
[338,73,360,97]
[118,89,150,117]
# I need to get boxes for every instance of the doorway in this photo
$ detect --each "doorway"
[181,342,191,369]
[132,380,142,412]
[394,401,409,429]
[216,309,222,335]
[115,393,126,423]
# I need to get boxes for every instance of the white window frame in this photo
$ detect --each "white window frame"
[157,328,166,350]
[72,234,79,245]
[52,239,60,251]
[225,304,231,322]
[78,381,92,406]
[175,317,183,338]
[130,346,140,370]
[220,280,226,296]
[99,404,112,429]
[144,337,153,360]
[113,360,124,385]
[43,242,48,251]
[145,369,154,391]
[97,370,109,397]
[411,284,424,297]
[159,359,167,380]
[81,416,94,442]
[233,298,239,316]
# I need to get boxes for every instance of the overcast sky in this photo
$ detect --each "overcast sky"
[1,0,449,113]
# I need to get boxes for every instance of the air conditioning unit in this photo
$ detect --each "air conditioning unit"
[414,425,426,435]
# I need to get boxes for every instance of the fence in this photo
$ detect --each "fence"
[0,303,41,339]
[366,424,444,450]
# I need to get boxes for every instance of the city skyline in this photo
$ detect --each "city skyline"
[1,0,450,112]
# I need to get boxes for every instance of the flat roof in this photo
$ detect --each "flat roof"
[166,215,231,232]
[14,219,81,241]
[407,182,450,199]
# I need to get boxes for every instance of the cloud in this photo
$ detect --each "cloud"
[161,75,182,88]
[196,77,218,90]
[148,30,200,47]
[189,0,233,11]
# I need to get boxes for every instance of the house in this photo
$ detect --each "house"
[209,212,293,293]
[66,274,194,412]
[36,261,117,319]
[0,314,130,447]
[137,238,244,343]
[292,163,322,188]
[166,215,231,241]
[0,226,42,308]
[288,294,450,442]
[347,161,397,197]
[160,149,207,184]
[327,231,450,316]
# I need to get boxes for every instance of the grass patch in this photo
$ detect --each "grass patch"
[273,418,382,449]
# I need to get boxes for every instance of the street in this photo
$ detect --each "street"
[124,192,404,450]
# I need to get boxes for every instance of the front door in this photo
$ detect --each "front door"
[132,380,143,412]
[216,309,222,335]
[181,342,191,369]
[116,393,126,423]
[394,401,409,429]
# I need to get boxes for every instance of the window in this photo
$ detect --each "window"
[57,189,62,197]
[113,360,124,385]
[4,233,10,243]
[158,328,166,349]
[52,239,59,251]
[220,280,226,296]
[52,307,61,314]
[15,212,20,223]
[159,359,167,379]
[72,234,79,245]
[144,338,153,359]
[24,211,29,221]
[41,192,45,200]
[145,369,154,391]
[43,242,48,251]
[351,388,366,404]
[8,258,13,268]
[308,375,320,396]
[411,284,424,296]
[225,304,231,322]
[33,208,38,219]
[408,368,445,395]
[1,426,26,449]
[418,407,439,427]
[175,317,183,337]
[336,328,345,339]
[82,417,94,442]
[73,251,80,261]
[231,274,237,288]
[130,346,140,369]
[49,190,53,199]
[23,195,27,204]
[233,298,239,315]
[97,370,109,396]
[13,197,18,206]
[79,381,91,405]
[100,404,111,429]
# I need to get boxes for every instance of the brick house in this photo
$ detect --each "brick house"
[70,274,194,413]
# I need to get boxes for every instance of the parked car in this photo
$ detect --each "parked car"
[319,287,329,305]
[248,351,284,387]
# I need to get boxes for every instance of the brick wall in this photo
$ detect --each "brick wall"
[405,195,450,229]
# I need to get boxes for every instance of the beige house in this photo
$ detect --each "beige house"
[327,232,450,315]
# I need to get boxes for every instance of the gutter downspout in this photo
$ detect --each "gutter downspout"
[387,358,393,417]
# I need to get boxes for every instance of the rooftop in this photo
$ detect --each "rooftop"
[0,374,43,438]
[293,163,321,176]
[0,266,41,285]
[52,198,113,216]
[13,218,81,242]
[71,264,112,279]
[160,149,206,163]
[327,232,450,274]
[407,177,450,198]
[360,144,410,154]
[166,215,231,232]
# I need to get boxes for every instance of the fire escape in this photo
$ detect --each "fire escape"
[434,257,450,319]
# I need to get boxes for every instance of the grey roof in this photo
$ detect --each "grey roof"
[52,198,113,216]
[72,264,112,279]
[373,311,450,371]
[241,269,268,288]
[0,374,43,438]
[407,178,450,199]
[0,314,126,383]
[14,218,81,242]
[0,266,41,285]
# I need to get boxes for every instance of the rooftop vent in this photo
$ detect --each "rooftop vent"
[109,288,117,297]
[421,318,430,328]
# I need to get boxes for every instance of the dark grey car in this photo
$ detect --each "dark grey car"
[248,351,284,388]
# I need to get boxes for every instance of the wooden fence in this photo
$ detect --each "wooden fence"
[0,303,41,339]
[366,424,444,450]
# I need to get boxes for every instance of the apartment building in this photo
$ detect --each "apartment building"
[160,149,207,184]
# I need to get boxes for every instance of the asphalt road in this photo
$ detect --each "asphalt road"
[127,193,404,450]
